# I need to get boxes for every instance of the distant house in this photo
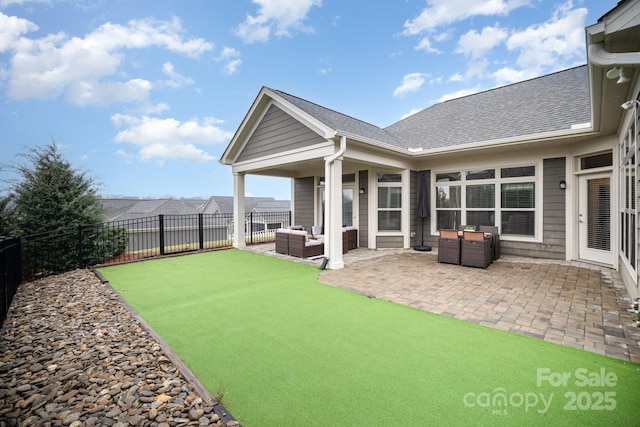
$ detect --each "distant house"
[100,196,291,221]
[220,0,640,298]
[201,196,289,215]
[100,198,207,222]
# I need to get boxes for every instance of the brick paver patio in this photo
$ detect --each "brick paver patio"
[248,244,640,363]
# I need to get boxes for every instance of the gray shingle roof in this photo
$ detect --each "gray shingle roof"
[254,200,291,212]
[270,65,591,152]
[385,65,591,150]
[272,89,399,145]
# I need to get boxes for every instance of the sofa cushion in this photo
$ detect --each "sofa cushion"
[290,229,309,241]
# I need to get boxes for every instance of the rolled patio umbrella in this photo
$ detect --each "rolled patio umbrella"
[414,171,432,251]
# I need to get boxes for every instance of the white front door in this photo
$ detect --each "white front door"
[578,173,614,266]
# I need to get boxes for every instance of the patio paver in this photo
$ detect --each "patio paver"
[247,244,640,363]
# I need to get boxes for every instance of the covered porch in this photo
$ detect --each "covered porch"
[220,88,419,270]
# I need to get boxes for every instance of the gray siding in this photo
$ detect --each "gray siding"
[358,170,368,247]
[377,235,404,248]
[501,157,566,259]
[293,177,315,231]
[237,105,325,162]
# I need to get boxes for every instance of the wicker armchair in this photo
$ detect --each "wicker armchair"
[288,230,323,258]
[275,229,291,255]
[478,225,500,261]
[461,230,493,268]
[478,225,500,260]
[343,227,358,252]
[437,229,461,265]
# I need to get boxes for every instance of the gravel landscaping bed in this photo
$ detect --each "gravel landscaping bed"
[0,269,239,427]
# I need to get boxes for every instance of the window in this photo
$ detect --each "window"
[434,165,537,236]
[581,152,612,170]
[378,173,402,231]
[620,101,638,270]
[467,184,495,227]
[501,182,535,236]
[436,184,461,230]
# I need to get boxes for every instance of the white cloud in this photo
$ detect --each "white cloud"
[490,66,539,85]
[404,0,532,35]
[506,1,587,71]
[111,114,234,163]
[4,15,213,105]
[161,62,194,89]
[437,87,481,103]
[394,73,429,97]
[400,108,422,120]
[415,37,440,53]
[215,47,242,75]
[0,0,48,7]
[66,78,152,105]
[456,25,508,59]
[0,12,37,52]
[403,0,533,52]
[235,0,322,43]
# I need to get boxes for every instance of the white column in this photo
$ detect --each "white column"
[327,158,344,269]
[368,171,376,249]
[233,172,246,249]
[402,169,411,248]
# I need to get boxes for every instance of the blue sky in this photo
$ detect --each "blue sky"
[0,0,615,200]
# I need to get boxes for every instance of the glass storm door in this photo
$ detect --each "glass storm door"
[578,173,613,265]
[319,187,355,227]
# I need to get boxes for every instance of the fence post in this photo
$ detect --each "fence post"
[77,225,84,268]
[198,213,204,250]
[250,211,254,245]
[159,214,165,256]
[15,237,22,287]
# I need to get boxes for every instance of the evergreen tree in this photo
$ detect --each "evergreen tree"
[12,142,105,235]
[0,194,16,236]
[2,142,127,275]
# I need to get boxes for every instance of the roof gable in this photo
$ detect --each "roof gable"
[272,89,399,146]
[236,104,326,163]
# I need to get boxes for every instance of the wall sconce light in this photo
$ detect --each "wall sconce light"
[617,68,630,84]
[559,180,567,190]
[606,67,620,79]
[359,188,365,195]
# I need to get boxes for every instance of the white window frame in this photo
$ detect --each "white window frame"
[376,172,403,233]
[432,163,541,241]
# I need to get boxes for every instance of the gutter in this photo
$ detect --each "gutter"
[588,42,640,68]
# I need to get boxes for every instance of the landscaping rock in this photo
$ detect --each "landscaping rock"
[0,269,237,426]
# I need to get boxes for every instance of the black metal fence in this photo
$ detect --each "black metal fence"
[2,211,291,289]
[1,237,21,325]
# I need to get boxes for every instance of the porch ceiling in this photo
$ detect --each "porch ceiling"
[243,156,405,179]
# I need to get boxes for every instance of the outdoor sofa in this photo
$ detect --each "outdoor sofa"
[312,225,357,253]
[275,228,323,258]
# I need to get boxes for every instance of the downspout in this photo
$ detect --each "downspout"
[321,135,346,268]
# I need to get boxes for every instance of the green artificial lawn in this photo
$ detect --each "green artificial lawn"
[99,250,640,427]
